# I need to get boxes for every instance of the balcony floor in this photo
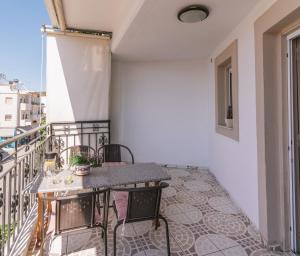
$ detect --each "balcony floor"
[36,167,291,256]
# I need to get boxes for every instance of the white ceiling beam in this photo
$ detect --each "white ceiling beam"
[44,0,59,27]
[44,0,66,30]
[53,0,66,31]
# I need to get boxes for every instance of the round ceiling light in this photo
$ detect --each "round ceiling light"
[178,5,209,23]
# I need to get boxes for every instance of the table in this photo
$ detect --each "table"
[30,163,171,247]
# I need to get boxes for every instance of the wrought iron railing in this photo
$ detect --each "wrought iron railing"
[0,120,110,256]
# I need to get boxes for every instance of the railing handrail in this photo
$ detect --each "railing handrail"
[0,123,49,149]
[0,120,111,149]
[51,120,110,125]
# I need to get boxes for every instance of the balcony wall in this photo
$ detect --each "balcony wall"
[111,59,211,167]
[208,0,277,229]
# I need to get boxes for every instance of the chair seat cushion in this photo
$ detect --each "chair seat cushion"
[113,191,129,220]
[102,162,128,167]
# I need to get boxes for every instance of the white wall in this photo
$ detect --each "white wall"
[208,0,277,227]
[111,60,210,167]
[46,34,111,122]
[0,92,19,129]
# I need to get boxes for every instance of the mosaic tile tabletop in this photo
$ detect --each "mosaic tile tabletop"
[42,166,293,256]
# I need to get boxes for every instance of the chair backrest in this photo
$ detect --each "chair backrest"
[58,145,96,167]
[55,192,97,233]
[114,182,168,222]
[97,144,134,164]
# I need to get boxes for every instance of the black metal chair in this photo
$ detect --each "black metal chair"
[58,145,97,168]
[54,190,109,255]
[111,182,171,256]
[97,144,134,166]
[98,144,136,188]
[55,145,108,254]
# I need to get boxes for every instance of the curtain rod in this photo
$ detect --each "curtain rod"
[41,25,112,40]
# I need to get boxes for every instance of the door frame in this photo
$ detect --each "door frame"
[287,28,300,253]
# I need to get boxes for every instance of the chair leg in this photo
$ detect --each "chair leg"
[102,191,107,237]
[113,222,121,256]
[104,227,108,256]
[159,216,171,256]
[155,217,159,230]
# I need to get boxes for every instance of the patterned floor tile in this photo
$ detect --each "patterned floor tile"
[221,245,248,256]
[42,166,291,256]
[203,212,247,237]
[162,187,177,198]
[184,180,212,192]
[208,196,241,214]
[250,249,286,255]
[194,236,219,255]
[176,190,208,206]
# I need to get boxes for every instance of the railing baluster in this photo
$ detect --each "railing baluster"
[80,122,83,145]
[6,169,12,253]
[20,159,25,225]
[1,175,6,256]
[66,135,69,164]
[30,152,34,209]
[95,133,98,152]
[12,166,17,241]
[17,161,21,234]
[58,135,61,154]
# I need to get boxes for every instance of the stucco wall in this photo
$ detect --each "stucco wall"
[208,0,277,227]
[110,60,211,167]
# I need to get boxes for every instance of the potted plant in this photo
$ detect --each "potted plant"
[70,154,96,176]
[225,106,233,128]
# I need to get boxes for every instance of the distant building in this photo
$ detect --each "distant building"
[40,91,47,118]
[0,80,46,145]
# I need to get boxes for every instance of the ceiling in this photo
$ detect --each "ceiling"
[48,0,261,61]
[61,0,141,33]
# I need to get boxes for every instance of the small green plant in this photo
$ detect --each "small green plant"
[0,223,16,243]
[70,154,97,167]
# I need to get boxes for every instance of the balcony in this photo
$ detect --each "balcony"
[0,121,282,256]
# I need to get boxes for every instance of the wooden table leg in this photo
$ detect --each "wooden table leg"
[35,192,53,248]
[35,193,43,247]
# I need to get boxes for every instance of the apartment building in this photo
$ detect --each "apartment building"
[0,81,45,144]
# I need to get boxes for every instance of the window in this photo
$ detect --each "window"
[5,114,12,121]
[5,97,13,104]
[215,40,239,141]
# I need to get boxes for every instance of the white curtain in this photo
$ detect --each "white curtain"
[46,34,111,122]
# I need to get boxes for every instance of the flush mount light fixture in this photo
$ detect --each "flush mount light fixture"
[178,5,209,23]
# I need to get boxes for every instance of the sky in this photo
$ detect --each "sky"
[0,1,50,91]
